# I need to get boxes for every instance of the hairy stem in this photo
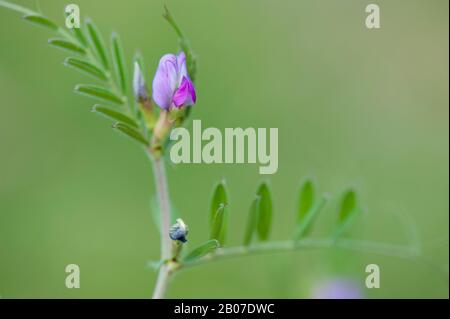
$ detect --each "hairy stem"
[151,155,172,299]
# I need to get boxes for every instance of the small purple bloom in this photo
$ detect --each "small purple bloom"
[133,62,147,101]
[312,279,363,299]
[152,52,196,110]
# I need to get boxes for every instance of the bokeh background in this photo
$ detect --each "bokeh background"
[0,0,448,298]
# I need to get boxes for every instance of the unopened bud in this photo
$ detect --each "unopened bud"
[169,218,188,243]
[133,62,148,102]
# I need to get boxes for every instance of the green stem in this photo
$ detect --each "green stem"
[151,155,173,299]
[180,238,420,269]
[152,156,172,259]
[152,263,171,299]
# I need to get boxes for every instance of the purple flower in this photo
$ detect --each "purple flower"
[152,52,196,110]
[312,279,363,299]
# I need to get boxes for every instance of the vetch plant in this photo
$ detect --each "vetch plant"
[0,1,420,299]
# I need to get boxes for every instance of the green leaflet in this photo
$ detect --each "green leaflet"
[209,204,227,245]
[294,194,328,240]
[298,179,315,221]
[334,189,360,239]
[243,183,273,245]
[92,105,138,128]
[22,14,58,31]
[256,182,273,241]
[86,19,109,69]
[111,33,127,95]
[209,182,228,222]
[294,179,325,240]
[112,122,148,146]
[209,181,228,244]
[339,190,357,222]
[49,38,86,55]
[243,196,260,246]
[64,57,107,81]
[74,84,123,105]
[183,239,219,263]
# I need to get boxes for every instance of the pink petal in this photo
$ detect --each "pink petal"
[173,76,196,108]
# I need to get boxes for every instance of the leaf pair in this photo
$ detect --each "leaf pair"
[92,104,148,147]
[294,178,361,240]
[5,4,81,57]
[57,18,128,106]
[243,183,273,245]
[20,10,87,58]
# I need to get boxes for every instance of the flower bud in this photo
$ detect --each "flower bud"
[133,62,148,102]
[169,218,189,243]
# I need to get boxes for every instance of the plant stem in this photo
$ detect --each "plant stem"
[180,238,420,269]
[152,263,171,299]
[151,155,172,299]
[152,156,172,259]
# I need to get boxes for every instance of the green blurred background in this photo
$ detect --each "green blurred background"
[0,0,448,298]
